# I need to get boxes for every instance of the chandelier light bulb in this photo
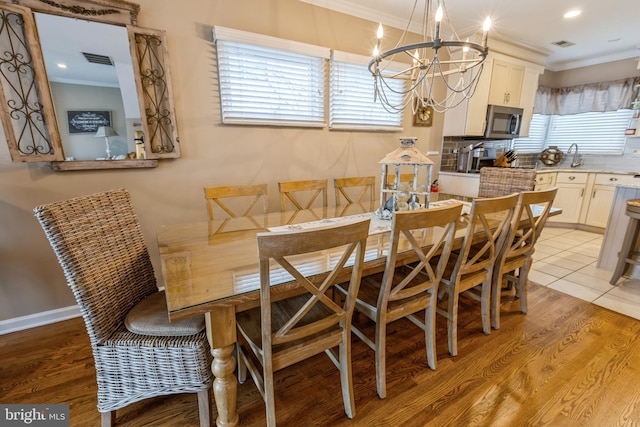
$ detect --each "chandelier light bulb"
[373,46,379,56]
[483,16,491,32]
[377,23,384,40]
[435,5,443,22]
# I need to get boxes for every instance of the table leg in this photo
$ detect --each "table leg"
[205,308,239,427]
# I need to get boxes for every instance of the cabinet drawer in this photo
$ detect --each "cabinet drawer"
[594,173,640,186]
[556,172,588,184]
[535,172,555,185]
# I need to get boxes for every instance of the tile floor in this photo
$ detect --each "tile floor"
[530,227,640,321]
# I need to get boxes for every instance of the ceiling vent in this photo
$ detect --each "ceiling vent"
[551,40,575,48]
[82,52,114,66]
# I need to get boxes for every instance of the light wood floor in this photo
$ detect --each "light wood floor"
[2,283,640,426]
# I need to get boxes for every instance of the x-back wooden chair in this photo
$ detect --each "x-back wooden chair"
[204,184,268,233]
[278,179,328,212]
[338,203,462,398]
[235,219,370,426]
[491,187,557,329]
[334,176,375,213]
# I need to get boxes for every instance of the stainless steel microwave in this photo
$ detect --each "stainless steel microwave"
[485,105,524,139]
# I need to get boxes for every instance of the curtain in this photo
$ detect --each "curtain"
[534,77,640,115]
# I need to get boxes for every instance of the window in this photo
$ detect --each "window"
[329,51,404,130]
[513,110,632,154]
[214,26,329,127]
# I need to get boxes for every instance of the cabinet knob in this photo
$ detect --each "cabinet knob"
[568,176,576,180]
[609,177,618,182]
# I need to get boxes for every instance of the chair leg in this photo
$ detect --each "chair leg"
[481,278,491,335]
[197,388,212,427]
[425,298,437,370]
[375,321,387,399]
[236,344,247,384]
[491,270,502,330]
[263,359,277,427]
[519,261,532,314]
[447,291,459,357]
[339,331,356,418]
[101,411,115,427]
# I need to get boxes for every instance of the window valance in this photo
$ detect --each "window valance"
[534,77,640,115]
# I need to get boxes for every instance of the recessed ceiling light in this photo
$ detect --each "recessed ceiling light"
[564,10,581,19]
[57,63,67,69]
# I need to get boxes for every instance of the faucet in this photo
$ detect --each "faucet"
[567,143,583,168]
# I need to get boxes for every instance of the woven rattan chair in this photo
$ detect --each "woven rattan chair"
[34,189,213,427]
[236,219,370,426]
[337,203,462,399]
[491,187,557,329]
[477,167,537,198]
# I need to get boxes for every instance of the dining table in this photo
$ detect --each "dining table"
[156,198,558,427]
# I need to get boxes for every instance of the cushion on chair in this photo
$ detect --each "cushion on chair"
[125,291,205,336]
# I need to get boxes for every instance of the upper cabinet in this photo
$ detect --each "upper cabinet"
[487,59,524,107]
[0,0,181,169]
[443,47,545,138]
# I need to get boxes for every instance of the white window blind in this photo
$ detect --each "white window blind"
[213,26,329,127]
[513,110,632,154]
[512,114,549,153]
[330,51,404,131]
[544,110,632,154]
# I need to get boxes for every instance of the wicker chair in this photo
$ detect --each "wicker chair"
[34,189,213,427]
[477,167,537,198]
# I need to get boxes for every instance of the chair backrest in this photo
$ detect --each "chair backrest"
[33,189,157,345]
[385,173,415,189]
[256,219,370,347]
[204,184,268,220]
[501,187,558,263]
[334,176,375,207]
[478,167,537,198]
[278,179,328,211]
[380,203,463,306]
[450,193,519,281]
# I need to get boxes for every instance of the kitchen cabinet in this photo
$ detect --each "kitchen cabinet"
[585,174,640,228]
[437,172,479,199]
[488,59,524,107]
[443,51,544,138]
[534,171,556,191]
[549,172,588,224]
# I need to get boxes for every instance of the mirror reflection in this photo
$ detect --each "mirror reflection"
[35,12,143,161]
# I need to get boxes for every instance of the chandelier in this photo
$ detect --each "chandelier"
[369,0,491,114]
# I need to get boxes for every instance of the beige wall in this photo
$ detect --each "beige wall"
[539,58,640,87]
[0,0,445,321]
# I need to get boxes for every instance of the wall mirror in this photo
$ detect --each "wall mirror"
[0,0,181,170]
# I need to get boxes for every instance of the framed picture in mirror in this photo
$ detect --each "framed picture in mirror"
[67,110,112,134]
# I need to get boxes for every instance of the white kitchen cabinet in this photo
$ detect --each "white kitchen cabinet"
[549,172,588,223]
[584,186,615,228]
[585,174,640,228]
[488,59,524,107]
[534,171,556,191]
[443,51,543,138]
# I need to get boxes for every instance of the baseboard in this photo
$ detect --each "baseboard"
[0,305,81,335]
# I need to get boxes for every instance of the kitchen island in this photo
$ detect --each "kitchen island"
[597,183,640,279]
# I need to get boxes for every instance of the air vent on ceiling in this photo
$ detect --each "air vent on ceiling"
[551,40,575,48]
[82,52,114,66]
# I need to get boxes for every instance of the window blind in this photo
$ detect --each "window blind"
[511,114,549,153]
[544,110,632,154]
[214,27,329,127]
[330,51,404,130]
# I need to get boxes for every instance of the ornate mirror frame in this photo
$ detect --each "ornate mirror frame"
[0,0,180,169]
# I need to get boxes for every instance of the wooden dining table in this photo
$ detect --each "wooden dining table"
[156,198,558,427]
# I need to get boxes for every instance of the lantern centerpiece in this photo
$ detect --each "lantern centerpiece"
[377,137,434,219]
